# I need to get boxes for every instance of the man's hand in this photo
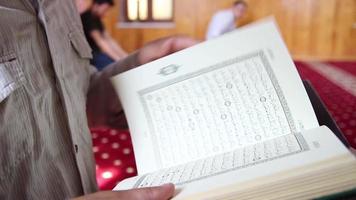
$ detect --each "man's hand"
[72,183,175,200]
[137,35,199,65]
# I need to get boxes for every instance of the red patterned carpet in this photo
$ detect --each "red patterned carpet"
[296,61,356,148]
[90,128,138,190]
[91,61,356,191]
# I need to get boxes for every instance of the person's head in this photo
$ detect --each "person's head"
[91,0,114,18]
[232,0,247,19]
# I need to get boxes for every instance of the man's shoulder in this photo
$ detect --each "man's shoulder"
[81,10,94,20]
[81,10,103,31]
[213,9,234,20]
[213,9,234,21]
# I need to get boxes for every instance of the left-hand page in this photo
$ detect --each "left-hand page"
[111,19,319,175]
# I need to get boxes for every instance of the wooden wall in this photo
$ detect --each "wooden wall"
[103,0,356,60]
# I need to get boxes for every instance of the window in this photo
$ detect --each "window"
[123,0,174,22]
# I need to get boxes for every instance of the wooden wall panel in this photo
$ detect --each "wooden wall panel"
[309,0,336,57]
[334,0,356,59]
[103,0,356,60]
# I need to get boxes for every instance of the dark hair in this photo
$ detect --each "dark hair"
[94,0,114,6]
[233,0,247,7]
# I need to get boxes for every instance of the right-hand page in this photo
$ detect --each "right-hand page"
[111,18,319,174]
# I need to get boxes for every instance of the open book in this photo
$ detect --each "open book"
[111,19,356,199]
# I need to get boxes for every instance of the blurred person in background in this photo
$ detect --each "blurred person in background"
[81,0,128,70]
[206,0,247,40]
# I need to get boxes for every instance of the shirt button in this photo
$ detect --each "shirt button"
[74,144,78,153]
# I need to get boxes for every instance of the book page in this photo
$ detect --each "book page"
[129,133,306,188]
[111,19,319,174]
[114,126,354,199]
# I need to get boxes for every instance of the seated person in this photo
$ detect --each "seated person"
[206,0,247,40]
[81,0,128,70]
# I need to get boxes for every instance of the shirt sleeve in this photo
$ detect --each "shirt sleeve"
[86,52,140,127]
[206,14,222,39]
[88,51,139,90]
[81,13,103,34]
[206,12,232,40]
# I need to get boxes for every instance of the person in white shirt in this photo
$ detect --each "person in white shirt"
[206,0,247,40]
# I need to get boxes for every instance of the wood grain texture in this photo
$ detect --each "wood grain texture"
[103,0,356,60]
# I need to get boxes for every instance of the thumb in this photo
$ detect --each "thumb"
[132,183,175,200]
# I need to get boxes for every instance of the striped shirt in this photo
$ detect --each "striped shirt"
[0,0,137,199]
